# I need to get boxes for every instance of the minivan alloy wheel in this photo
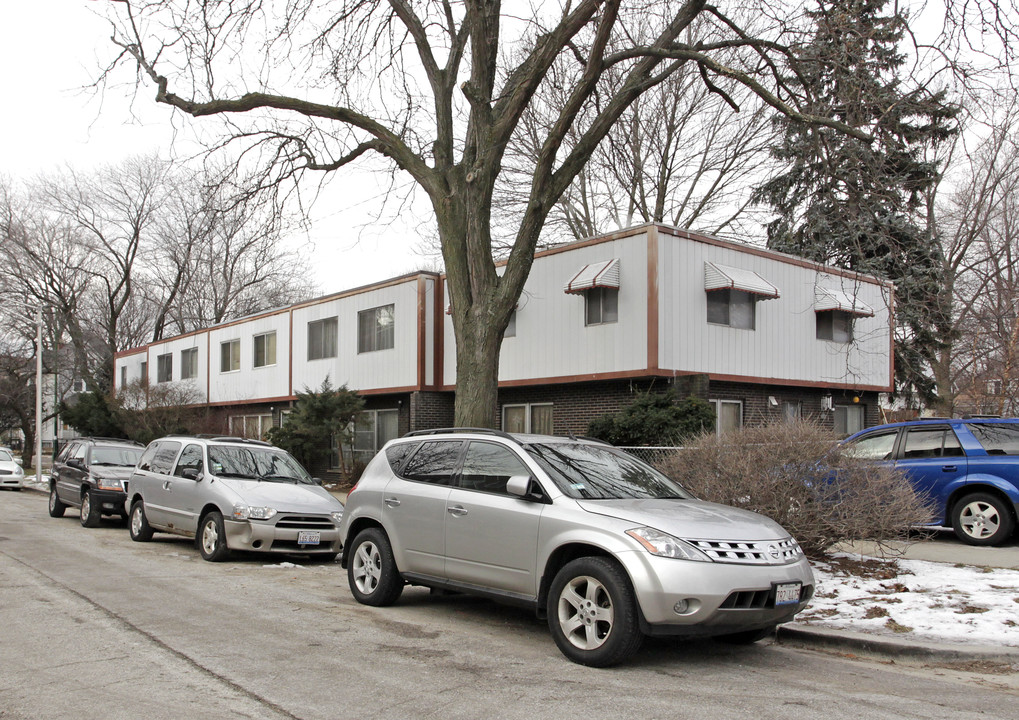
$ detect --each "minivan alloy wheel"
[199,511,231,562]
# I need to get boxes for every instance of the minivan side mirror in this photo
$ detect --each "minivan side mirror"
[181,468,202,481]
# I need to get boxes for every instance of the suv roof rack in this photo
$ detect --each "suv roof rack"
[75,436,144,446]
[162,434,272,446]
[402,427,520,444]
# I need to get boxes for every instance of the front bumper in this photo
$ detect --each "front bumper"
[617,550,815,636]
[91,488,128,515]
[0,474,24,488]
[222,516,342,554]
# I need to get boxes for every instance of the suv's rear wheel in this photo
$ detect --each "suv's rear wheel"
[547,557,643,667]
[129,501,154,542]
[347,528,403,606]
[952,492,1015,546]
[48,485,66,518]
[198,511,231,562]
[79,490,101,528]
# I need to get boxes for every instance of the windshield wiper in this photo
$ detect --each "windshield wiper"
[216,472,260,480]
[259,474,301,484]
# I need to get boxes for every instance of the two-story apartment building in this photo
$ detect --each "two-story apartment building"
[115,224,893,471]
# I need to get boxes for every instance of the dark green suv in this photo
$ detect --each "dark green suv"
[49,437,144,527]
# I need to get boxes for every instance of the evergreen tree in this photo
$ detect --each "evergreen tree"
[587,390,715,446]
[755,0,958,402]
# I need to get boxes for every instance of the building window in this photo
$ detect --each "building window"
[817,310,854,342]
[781,401,801,422]
[834,404,865,435]
[503,311,517,339]
[987,379,1003,396]
[710,399,743,434]
[502,403,554,434]
[254,331,277,368]
[707,289,756,329]
[140,361,148,387]
[120,366,127,388]
[308,317,338,360]
[181,347,198,380]
[343,409,400,467]
[358,304,395,353]
[156,353,173,383]
[585,287,618,326]
[229,414,272,440]
[220,339,240,373]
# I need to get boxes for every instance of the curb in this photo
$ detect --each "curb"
[778,623,1019,664]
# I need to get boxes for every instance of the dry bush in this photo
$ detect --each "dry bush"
[655,421,934,558]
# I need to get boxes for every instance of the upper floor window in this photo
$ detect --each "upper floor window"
[585,287,619,326]
[308,317,338,360]
[707,289,756,330]
[816,310,854,343]
[156,353,173,383]
[358,304,395,353]
[181,347,198,380]
[120,366,127,388]
[220,339,240,373]
[140,361,148,387]
[254,331,277,368]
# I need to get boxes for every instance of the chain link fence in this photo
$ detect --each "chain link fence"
[618,446,687,468]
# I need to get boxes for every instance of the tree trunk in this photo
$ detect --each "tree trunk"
[452,312,503,427]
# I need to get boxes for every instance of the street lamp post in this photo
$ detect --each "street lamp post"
[35,306,43,485]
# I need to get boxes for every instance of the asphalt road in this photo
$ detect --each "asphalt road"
[1,488,1016,720]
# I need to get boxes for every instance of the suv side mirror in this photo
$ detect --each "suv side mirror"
[67,458,85,471]
[507,475,547,503]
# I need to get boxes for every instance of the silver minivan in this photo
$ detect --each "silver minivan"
[340,430,814,666]
[127,435,344,561]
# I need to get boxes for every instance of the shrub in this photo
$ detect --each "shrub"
[587,389,715,446]
[654,421,934,558]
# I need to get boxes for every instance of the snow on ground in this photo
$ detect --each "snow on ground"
[798,553,1019,647]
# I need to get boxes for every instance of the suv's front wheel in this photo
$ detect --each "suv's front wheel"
[347,528,404,606]
[80,489,101,528]
[547,557,644,667]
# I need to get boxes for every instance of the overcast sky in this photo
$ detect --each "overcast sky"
[0,1,430,295]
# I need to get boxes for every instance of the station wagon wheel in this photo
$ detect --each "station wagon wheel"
[952,492,1015,546]
[80,489,101,528]
[198,511,231,562]
[547,557,643,667]
[128,501,154,542]
[347,528,403,606]
[48,485,66,518]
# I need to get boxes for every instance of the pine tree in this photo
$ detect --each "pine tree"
[755,0,958,402]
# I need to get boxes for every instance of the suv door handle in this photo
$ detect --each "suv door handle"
[384,497,401,508]
[447,505,468,517]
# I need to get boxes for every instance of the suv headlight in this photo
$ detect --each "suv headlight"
[626,527,712,562]
[94,477,123,491]
[232,504,277,521]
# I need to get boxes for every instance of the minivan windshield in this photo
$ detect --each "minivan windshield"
[525,443,693,500]
[207,445,314,484]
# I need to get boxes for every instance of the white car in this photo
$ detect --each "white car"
[0,449,25,490]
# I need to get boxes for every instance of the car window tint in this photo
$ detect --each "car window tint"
[174,444,205,477]
[902,428,963,459]
[149,441,182,475]
[965,423,1019,455]
[844,431,897,460]
[72,443,88,462]
[137,443,159,471]
[385,443,417,473]
[91,446,142,467]
[56,443,75,463]
[526,443,691,500]
[0,450,12,462]
[400,441,463,485]
[459,442,530,495]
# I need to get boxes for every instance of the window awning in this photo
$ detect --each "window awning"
[564,258,620,295]
[703,262,780,299]
[814,286,874,317]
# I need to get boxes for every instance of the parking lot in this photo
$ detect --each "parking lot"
[2,488,1017,720]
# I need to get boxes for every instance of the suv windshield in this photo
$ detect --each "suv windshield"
[207,445,313,484]
[91,446,142,467]
[525,443,692,500]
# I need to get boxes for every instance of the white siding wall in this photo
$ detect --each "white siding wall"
[291,280,421,392]
[147,332,209,401]
[209,314,290,403]
[114,351,148,389]
[658,237,891,387]
[444,234,650,384]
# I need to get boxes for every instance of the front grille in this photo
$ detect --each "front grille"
[688,537,803,565]
[0,470,11,475]
[274,515,335,530]
[720,589,771,609]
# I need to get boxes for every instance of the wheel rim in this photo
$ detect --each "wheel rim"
[960,500,1001,539]
[352,541,381,595]
[202,518,219,555]
[557,575,614,651]
[131,506,143,535]
[81,494,90,521]
[49,489,57,511]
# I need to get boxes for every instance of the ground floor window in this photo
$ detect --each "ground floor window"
[335,409,400,467]
[781,400,802,422]
[710,399,743,435]
[834,404,865,436]
[229,414,272,440]
[502,403,554,435]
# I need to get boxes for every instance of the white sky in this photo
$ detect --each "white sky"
[0,0,430,295]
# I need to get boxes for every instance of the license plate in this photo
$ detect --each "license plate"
[297,531,321,546]
[775,582,801,606]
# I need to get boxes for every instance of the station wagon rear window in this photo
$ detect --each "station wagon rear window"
[965,423,1019,455]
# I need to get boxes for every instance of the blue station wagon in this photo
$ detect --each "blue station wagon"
[844,418,1019,546]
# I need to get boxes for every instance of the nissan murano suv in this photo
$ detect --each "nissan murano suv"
[339,429,814,666]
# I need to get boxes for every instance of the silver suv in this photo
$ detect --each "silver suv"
[127,435,344,561]
[339,429,814,666]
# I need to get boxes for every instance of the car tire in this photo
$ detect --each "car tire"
[951,492,1015,546]
[128,501,154,542]
[198,511,231,562]
[714,625,776,644]
[80,490,101,528]
[347,528,404,606]
[546,557,644,667]
[48,485,66,518]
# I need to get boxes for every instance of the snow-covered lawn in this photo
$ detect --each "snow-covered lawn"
[799,554,1019,647]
